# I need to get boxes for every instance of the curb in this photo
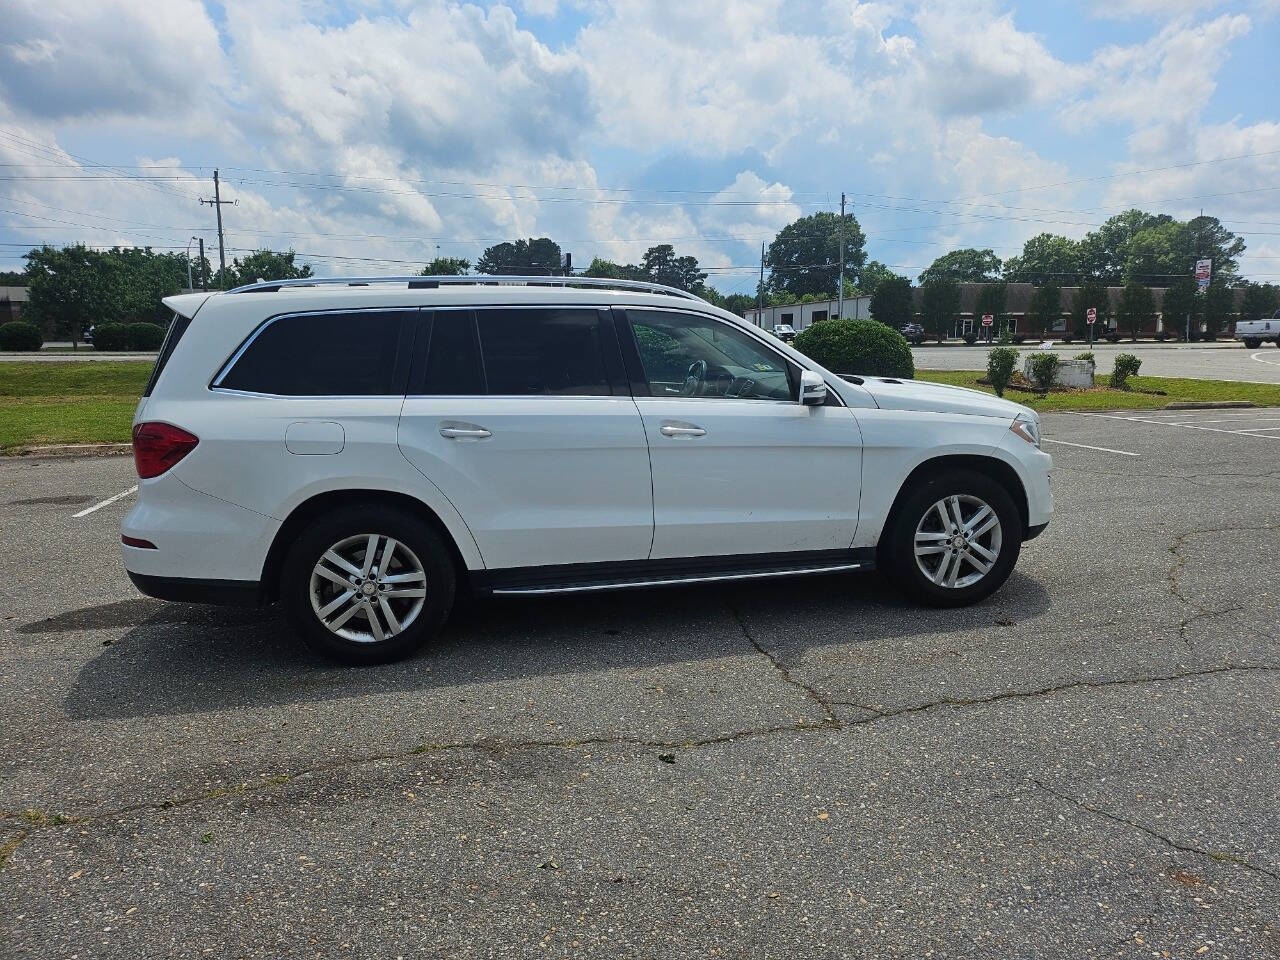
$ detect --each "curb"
[7,443,132,459]
[1163,401,1257,410]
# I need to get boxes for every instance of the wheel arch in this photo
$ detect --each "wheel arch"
[261,489,475,602]
[881,454,1029,545]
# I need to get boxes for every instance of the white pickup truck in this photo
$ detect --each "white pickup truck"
[1236,311,1280,349]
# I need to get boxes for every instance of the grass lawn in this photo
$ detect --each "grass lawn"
[0,361,151,450]
[2,360,1279,451]
[916,370,1280,411]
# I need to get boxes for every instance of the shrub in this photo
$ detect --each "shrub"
[0,320,42,351]
[125,321,165,350]
[986,347,1018,398]
[1105,333,1121,343]
[1073,352,1095,363]
[793,317,914,379]
[92,323,130,351]
[1027,352,1058,391]
[1110,353,1142,389]
[963,333,978,345]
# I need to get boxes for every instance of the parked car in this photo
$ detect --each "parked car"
[900,322,925,345]
[83,324,94,345]
[1235,311,1280,349]
[123,276,1053,663]
[772,323,797,341]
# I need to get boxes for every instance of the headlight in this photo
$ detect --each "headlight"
[1010,412,1041,448]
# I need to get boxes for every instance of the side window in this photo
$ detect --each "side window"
[627,310,797,402]
[475,308,612,396]
[218,311,408,395]
[421,312,484,395]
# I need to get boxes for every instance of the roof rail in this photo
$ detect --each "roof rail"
[225,275,707,302]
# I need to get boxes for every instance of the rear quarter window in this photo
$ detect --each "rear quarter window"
[216,310,412,396]
[143,313,191,397]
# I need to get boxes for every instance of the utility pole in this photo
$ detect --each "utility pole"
[198,238,207,291]
[757,241,766,328]
[199,169,234,287]
[838,192,846,319]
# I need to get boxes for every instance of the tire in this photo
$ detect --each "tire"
[879,468,1023,607]
[1243,338,1261,349]
[281,504,455,664]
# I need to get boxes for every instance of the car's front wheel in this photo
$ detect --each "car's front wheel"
[281,504,455,664]
[880,469,1023,607]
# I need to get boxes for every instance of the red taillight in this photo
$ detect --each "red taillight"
[132,421,199,479]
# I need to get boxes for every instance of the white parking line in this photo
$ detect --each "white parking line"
[1041,438,1140,457]
[1071,411,1280,440]
[73,485,138,518]
[1251,351,1280,367]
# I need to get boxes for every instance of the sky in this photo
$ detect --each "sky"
[1,0,1278,293]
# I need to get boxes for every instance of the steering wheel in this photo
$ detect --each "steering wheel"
[679,359,708,397]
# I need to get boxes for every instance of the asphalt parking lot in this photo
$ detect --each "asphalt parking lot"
[2,409,1278,959]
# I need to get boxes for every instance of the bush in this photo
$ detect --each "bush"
[963,333,978,345]
[793,317,914,379]
[125,321,165,350]
[1073,352,1095,363]
[1105,333,1121,343]
[92,323,129,351]
[986,347,1018,398]
[0,320,42,351]
[1027,352,1058,391]
[1110,353,1142,390]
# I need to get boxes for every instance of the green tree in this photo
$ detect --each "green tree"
[919,276,960,342]
[1028,283,1062,337]
[1240,282,1279,321]
[1079,210,1173,283]
[23,245,117,346]
[1184,215,1246,282]
[420,257,470,276]
[475,237,562,275]
[1003,234,1082,284]
[765,211,866,299]
[869,275,913,328]
[1201,278,1235,339]
[638,244,707,293]
[215,249,312,289]
[854,260,896,298]
[974,282,1008,338]
[1159,277,1198,340]
[1115,281,1155,341]
[918,248,1002,285]
[1070,281,1110,340]
[0,269,26,285]
[582,257,640,280]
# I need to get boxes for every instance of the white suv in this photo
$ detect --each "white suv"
[123,277,1052,663]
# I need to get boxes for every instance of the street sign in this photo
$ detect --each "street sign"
[981,314,993,327]
[1086,307,1097,325]
[1195,258,1212,291]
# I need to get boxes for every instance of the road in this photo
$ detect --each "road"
[1,412,1278,958]
[913,339,1280,384]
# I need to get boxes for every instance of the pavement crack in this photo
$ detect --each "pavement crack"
[837,663,1280,725]
[1166,522,1280,647]
[1029,777,1280,885]
[726,601,840,726]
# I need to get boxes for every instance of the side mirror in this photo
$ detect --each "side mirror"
[799,369,827,405]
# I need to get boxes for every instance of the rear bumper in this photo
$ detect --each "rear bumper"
[128,571,264,606]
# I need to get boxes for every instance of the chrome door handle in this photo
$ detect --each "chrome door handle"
[440,425,492,440]
[660,422,706,438]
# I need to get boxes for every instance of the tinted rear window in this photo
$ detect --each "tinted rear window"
[419,308,613,396]
[218,311,408,395]
[143,313,190,397]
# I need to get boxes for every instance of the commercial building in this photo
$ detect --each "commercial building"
[744,296,871,332]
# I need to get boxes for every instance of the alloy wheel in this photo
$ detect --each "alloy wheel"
[309,533,427,643]
[913,494,1003,589]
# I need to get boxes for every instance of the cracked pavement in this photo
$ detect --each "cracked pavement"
[1,408,1278,958]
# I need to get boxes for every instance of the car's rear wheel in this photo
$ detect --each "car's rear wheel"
[1243,337,1261,349]
[281,504,455,664]
[880,469,1023,607]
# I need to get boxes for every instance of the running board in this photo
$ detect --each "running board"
[473,549,875,597]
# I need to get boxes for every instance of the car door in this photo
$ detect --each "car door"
[397,306,653,571]
[617,308,862,561]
